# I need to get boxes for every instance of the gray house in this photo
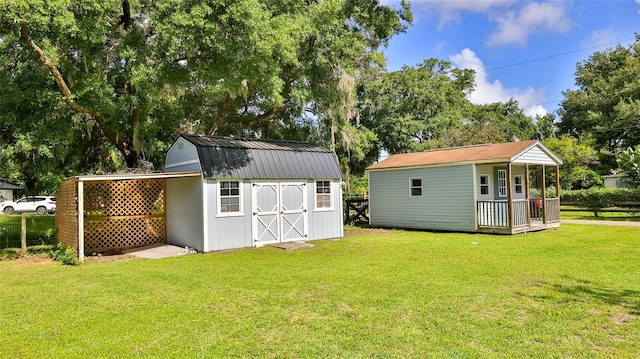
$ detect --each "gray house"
[367,140,562,234]
[0,181,21,202]
[164,134,344,251]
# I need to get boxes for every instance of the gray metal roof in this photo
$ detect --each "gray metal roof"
[180,134,343,180]
[0,181,21,190]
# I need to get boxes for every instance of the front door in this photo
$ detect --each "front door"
[252,182,307,246]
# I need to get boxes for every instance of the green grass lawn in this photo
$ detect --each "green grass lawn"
[2,225,639,358]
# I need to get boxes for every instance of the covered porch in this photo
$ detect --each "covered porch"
[476,163,561,234]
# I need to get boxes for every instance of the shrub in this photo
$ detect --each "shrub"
[48,243,79,266]
[561,187,640,216]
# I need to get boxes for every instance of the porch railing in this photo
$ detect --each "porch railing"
[545,198,560,223]
[477,198,560,229]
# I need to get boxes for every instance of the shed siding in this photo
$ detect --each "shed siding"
[205,180,253,251]
[512,146,557,165]
[164,138,201,171]
[476,164,527,201]
[166,176,204,251]
[307,180,343,240]
[369,165,476,232]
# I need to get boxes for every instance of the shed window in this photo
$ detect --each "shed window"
[219,181,241,213]
[316,181,332,209]
[410,178,422,197]
[480,175,490,195]
[514,175,523,194]
[498,170,507,197]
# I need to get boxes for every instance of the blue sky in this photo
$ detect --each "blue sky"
[382,0,640,118]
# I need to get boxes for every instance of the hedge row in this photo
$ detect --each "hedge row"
[560,188,640,216]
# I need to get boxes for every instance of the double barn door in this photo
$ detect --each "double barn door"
[251,182,308,246]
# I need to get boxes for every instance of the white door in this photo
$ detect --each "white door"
[252,182,308,245]
[280,183,307,242]
[252,183,280,246]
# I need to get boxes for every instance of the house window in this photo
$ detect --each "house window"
[497,170,507,197]
[410,178,422,197]
[480,175,490,195]
[514,175,523,194]
[219,181,241,214]
[316,181,331,209]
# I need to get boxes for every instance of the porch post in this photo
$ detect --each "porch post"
[555,166,560,198]
[525,164,531,226]
[541,165,547,224]
[507,163,513,231]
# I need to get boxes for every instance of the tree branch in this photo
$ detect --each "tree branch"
[18,24,132,161]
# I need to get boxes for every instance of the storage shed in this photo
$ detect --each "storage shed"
[164,134,344,251]
[0,181,21,202]
[367,140,562,234]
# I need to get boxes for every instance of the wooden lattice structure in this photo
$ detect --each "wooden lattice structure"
[56,176,168,257]
[56,178,78,250]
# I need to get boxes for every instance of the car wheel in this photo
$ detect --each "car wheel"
[3,206,14,215]
[36,206,46,215]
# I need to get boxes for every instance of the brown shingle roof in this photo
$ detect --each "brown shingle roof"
[367,140,539,170]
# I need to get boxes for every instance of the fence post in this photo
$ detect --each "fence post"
[21,213,27,253]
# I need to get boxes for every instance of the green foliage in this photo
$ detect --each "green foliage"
[0,0,413,183]
[48,243,79,265]
[543,135,602,189]
[617,146,640,187]
[357,59,474,154]
[558,35,640,168]
[561,187,640,216]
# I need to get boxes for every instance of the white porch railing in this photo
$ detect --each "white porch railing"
[477,198,560,229]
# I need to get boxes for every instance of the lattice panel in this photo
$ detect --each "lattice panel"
[84,179,164,217]
[56,178,79,250]
[84,217,166,253]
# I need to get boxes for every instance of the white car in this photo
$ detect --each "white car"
[0,196,57,215]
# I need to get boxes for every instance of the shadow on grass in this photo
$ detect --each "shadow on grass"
[536,276,640,315]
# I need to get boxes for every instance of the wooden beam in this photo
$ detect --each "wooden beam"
[555,166,560,198]
[541,165,546,224]
[507,163,514,231]
[525,164,531,227]
[78,181,85,264]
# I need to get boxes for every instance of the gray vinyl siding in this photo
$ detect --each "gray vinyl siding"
[164,137,201,172]
[165,176,204,251]
[476,164,528,201]
[368,165,476,232]
[512,145,558,165]
[205,180,253,251]
[307,180,343,240]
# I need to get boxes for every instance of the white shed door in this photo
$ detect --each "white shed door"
[252,182,307,245]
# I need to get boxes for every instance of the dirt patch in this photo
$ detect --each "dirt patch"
[344,228,390,237]
[269,242,315,251]
[1,253,55,265]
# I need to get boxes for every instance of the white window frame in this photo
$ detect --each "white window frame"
[514,175,523,195]
[315,180,333,211]
[410,178,423,197]
[217,180,244,217]
[479,175,490,196]
[497,170,507,198]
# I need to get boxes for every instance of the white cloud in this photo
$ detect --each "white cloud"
[407,1,574,47]
[636,0,640,15]
[487,2,573,47]
[450,48,548,117]
[583,27,619,49]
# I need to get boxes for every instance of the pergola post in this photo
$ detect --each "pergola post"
[77,180,85,264]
